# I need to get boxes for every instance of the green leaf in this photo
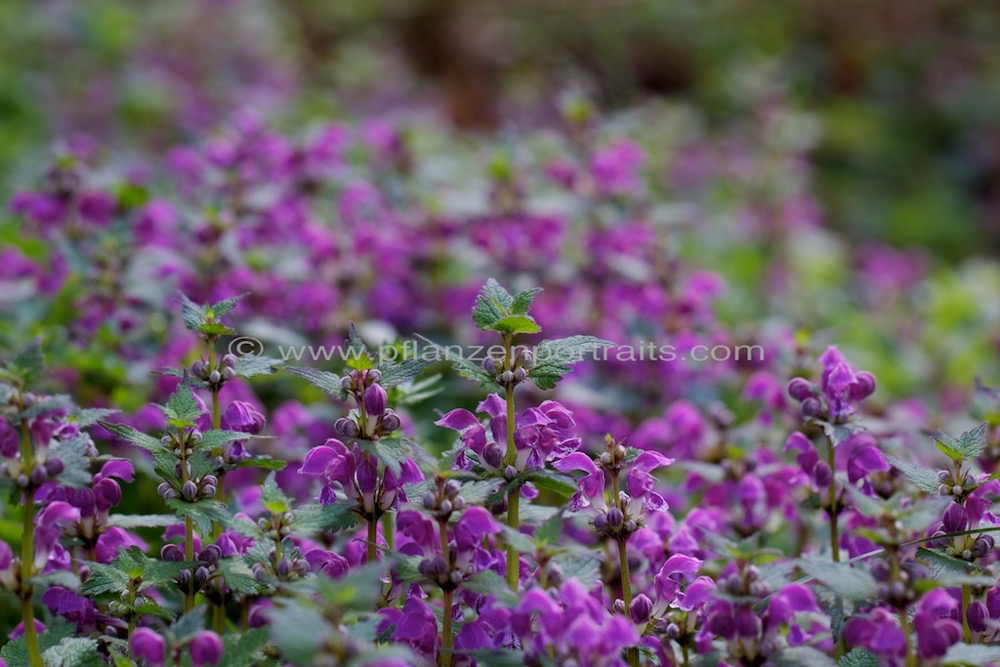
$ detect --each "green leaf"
[797,560,877,601]
[197,429,257,452]
[217,558,261,595]
[42,637,102,667]
[179,292,208,331]
[472,279,515,331]
[1,621,74,666]
[455,649,527,667]
[932,423,989,462]
[345,323,373,370]
[210,293,249,319]
[285,366,345,397]
[217,629,269,667]
[169,607,207,643]
[510,288,541,315]
[816,420,865,448]
[356,437,413,476]
[885,455,942,493]
[490,315,542,335]
[73,408,120,427]
[843,485,885,519]
[260,473,291,514]
[80,562,130,597]
[49,435,92,488]
[899,496,952,532]
[166,499,231,536]
[916,547,975,573]
[198,321,236,337]
[21,395,75,421]
[839,648,880,667]
[268,604,330,665]
[293,503,358,533]
[234,456,287,471]
[8,337,45,381]
[377,358,430,389]
[99,422,167,453]
[553,553,601,588]
[529,336,614,390]
[943,643,1000,665]
[160,385,204,426]
[464,569,517,606]
[235,355,281,378]
[430,345,500,390]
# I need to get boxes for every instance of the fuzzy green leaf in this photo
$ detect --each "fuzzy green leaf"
[529,336,614,390]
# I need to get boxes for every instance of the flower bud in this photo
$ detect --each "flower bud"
[593,514,608,532]
[937,470,951,484]
[30,465,47,486]
[182,480,199,501]
[130,628,166,667]
[45,457,64,476]
[483,443,504,469]
[786,378,813,402]
[199,545,222,564]
[221,354,238,369]
[444,480,461,497]
[520,350,534,369]
[341,376,354,391]
[208,370,221,384]
[500,370,514,385]
[801,397,822,418]
[177,569,192,587]
[969,600,988,633]
[202,485,217,498]
[483,357,497,374]
[624,519,637,533]
[191,360,208,379]
[850,371,877,401]
[276,558,292,577]
[439,500,453,514]
[504,465,518,481]
[942,503,968,534]
[607,507,624,529]
[364,384,387,416]
[194,566,211,588]
[666,623,681,640]
[422,492,437,510]
[812,461,833,488]
[367,369,382,385]
[513,367,527,381]
[870,560,890,582]
[161,544,184,562]
[453,497,466,511]
[629,594,653,625]
[190,630,224,667]
[221,367,235,381]
[380,412,401,432]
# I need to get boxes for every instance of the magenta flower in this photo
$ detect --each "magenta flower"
[913,590,962,658]
[190,631,224,667]
[130,627,166,666]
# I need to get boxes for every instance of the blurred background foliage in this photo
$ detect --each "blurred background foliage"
[2,0,999,258]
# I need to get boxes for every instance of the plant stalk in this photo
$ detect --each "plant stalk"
[441,589,453,667]
[962,584,971,643]
[618,536,638,667]
[503,335,520,591]
[367,518,378,563]
[898,608,915,667]
[827,439,839,562]
[19,419,43,667]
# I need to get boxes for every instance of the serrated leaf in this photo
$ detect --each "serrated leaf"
[99,422,168,453]
[179,292,207,330]
[1,621,74,666]
[472,279,515,331]
[916,547,975,573]
[197,429,255,452]
[160,386,204,425]
[553,553,601,588]
[885,455,942,493]
[293,503,358,533]
[529,336,614,390]
[234,456,287,471]
[433,345,500,390]
[510,288,541,315]
[210,293,249,319]
[80,562,129,597]
[285,366,345,396]
[166,499,231,536]
[489,315,541,335]
[170,607,207,643]
[843,485,885,519]
[899,496,952,532]
[42,637,102,667]
[267,604,330,665]
[21,395,75,421]
[218,558,261,595]
[9,338,45,381]
[217,629,269,667]
[356,437,413,476]
[838,648,880,667]
[235,355,281,378]
[377,358,430,389]
[73,408,120,427]
[797,560,877,601]
[260,473,291,514]
[49,435,92,488]
[464,569,517,606]
[932,423,989,462]
[816,420,865,448]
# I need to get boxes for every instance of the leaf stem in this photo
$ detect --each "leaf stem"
[19,419,43,667]
[898,608,915,667]
[367,518,378,563]
[827,438,839,562]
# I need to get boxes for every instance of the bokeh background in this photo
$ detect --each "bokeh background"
[3,0,1000,254]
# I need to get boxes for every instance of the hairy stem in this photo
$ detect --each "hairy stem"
[19,419,43,667]
[899,608,915,667]
[383,511,395,551]
[367,518,378,563]
[503,334,520,591]
[441,589,453,667]
[827,440,839,562]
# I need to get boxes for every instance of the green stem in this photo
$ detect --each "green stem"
[962,584,971,643]
[441,589,453,667]
[19,420,42,667]
[618,537,638,667]
[383,511,395,551]
[827,440,839,562]
[899,608,915,667]
[682,645,689,667]
[213,599,225,634]
[367,518,378,563]
[503,335,520,592]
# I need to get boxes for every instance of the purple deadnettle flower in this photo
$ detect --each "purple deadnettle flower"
[130,627,166,666]
[190,631,224,667]
[913,590,962,658]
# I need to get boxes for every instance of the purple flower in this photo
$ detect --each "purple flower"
[190,631,223,667]
[844,608,906,658]
[913,590,962,658]
[130,628,166,666]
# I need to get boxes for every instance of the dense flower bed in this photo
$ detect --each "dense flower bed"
[0,96,999,667]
